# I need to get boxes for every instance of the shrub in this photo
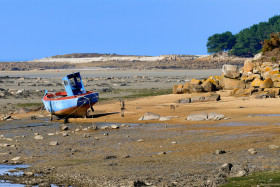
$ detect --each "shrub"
[261,32,280,52]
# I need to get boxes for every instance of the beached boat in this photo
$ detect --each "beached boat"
[42,72,99,120]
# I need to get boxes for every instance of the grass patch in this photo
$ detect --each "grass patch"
[99,88,172,102]
[16,103,42,108]
[221,170,280,187]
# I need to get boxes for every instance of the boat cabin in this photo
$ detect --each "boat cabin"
[62,72,86,96]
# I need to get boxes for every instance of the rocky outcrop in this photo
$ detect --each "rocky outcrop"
[173,51,280,97]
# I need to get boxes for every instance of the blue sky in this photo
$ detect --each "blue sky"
[1,0,280,61]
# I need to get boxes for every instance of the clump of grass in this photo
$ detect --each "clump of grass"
[221,170,280,187]
[98,89,172,103]
[16,103,42,108]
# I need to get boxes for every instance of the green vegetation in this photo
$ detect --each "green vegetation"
[207,15,280,57]
[262,32,280,52]
[221,170,280,187]
[99,88,172,102]
[206,31,236,53]
[16,103,42,108]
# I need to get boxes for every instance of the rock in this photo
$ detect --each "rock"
[230,165,249,177]
[208,113,225,120]
[176,84,183,94]
[251,78,263,87]
[104,133,109,136]
[243,60,255,73]
[11,157,20,161]
[24,171,34,176]
[253,52,262,60]
[182,83,190,93]
[94,137,99,140]
[171,141,177,144]
[260,78,273,88]
[100,126,109,130]
[92,125,98,130]
[214,150,226,155]
[110,124,119,129]
[269,145,280,149]
[189,84,204,93]
[173,85,178,94]
[138,112,161,121]
[34,135,43,140]
[187,112,208,121]
[201,80,216,92]
[137,138,145,142]
[60,125,69,131]
[83,134,90,138]
[0,143,10,147]
[178,98,191,103]
[222,64,240,79]
[157,152,166,155]
[219,163,233,174]
[62,132,69,137]
[104,155,117,159]
[159,116,170,121]
[190,79,201,85]
[248,148,257,155]
[220,76,245,90]
[48,133,55,136]
[50,141,58,146]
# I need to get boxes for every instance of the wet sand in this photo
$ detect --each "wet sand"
[1,69,280,186]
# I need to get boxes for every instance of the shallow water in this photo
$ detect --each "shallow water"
[0,165,28,187]
[248,114,280,117]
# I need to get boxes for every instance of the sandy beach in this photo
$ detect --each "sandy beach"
[1,69,280,186]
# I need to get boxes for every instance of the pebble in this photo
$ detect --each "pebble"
[34,135,43,140]
[11,157,20,161]
[171,141,177,144]
[104,133,109,136]
[62,132,69,137]
[94,137,99,140]
[137,139,144,142]
[83,134,90,138]
[110,124,119,129]
[269,145,280,150]
[48,133,55,136]
[82,128,88,131]
[100,126,109,130]
[60,125,69,131]
[248,148,257,155]
[157,152,166,155]
[214,150,226,155]
[50,141,58,146]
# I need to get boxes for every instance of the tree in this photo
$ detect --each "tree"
[206,31,236,53]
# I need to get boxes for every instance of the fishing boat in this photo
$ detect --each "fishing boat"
[42,72,99,120]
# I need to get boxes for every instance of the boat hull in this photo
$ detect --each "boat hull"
[42,91,99,118]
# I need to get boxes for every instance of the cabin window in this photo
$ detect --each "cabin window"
[69,78,76,87]
[64,80,69,86]
[76,77,81,83]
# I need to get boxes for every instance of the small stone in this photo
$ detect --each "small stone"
[137,139,144,142]
[50,141,58,146]
[121,124,126,127]
[75,128,81,132]
[215,150,226,155]
[48,133,55,136]
[104,133,109,136]
[34,135,43,140]
[157,152,166,155]
[34,133,39,136]
[248,148,257,155]
[171,141,177,144]
[11,157,20,161]
[60,125,69,131]
[92,125,98,130]
[82,128,88,131]
[62,132,69,137]
[110,124,119,129]
[83,134,90,138]
[5,138,13,141]
[92,142,95,145]
[269,145,280,150]
[24,171,34,176]
[94,137,99,140]
[100,126,109,130]
[219,163,233,174]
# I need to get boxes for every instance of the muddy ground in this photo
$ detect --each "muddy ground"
[1,69,280,186]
